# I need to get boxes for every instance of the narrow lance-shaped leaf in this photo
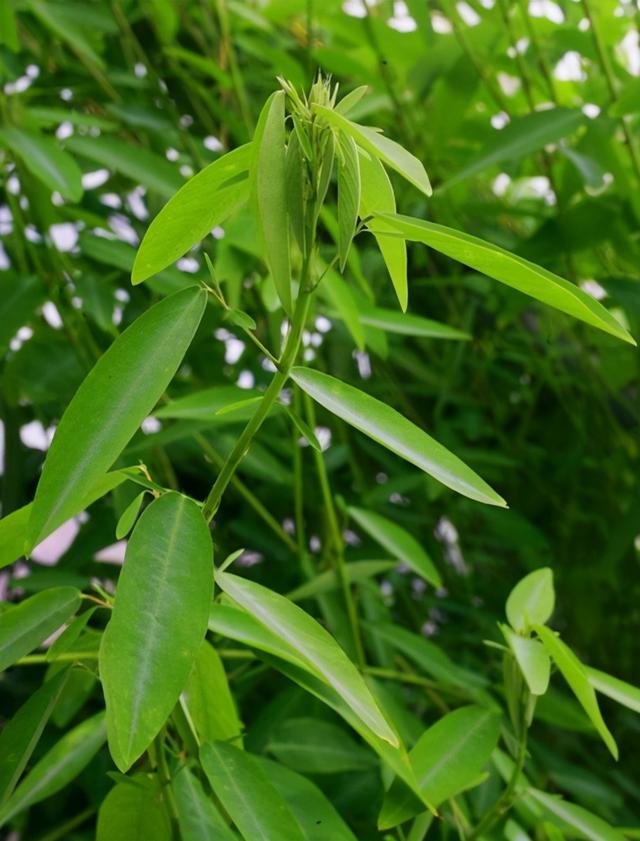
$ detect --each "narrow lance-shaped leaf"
[216,570,399,746]
[348,506,441,588]
[27,285,207,551]
[359,307,470,340]
[200,741,306,841]
[291,367,506,507]
[500,625,551,696]
[287,560,397,602]
[115,491,147,540]
[586,666,640,714]
[132,144,252,284]
[527,788,627,841]
[359,149,408,311]
[266,717,376,774]
[96,780,171,841]
[0,127,83,201]
[313,105,432,197]
[506,567,555,633]
[100,492,213,771]
[0,587,81,673]
[377,214,635,345]
[172,766,237,841]
[257,90,291,313]
[337,132,360,270]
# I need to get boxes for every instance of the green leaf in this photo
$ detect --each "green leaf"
[0,127,83,201]
[132,144,252,284]
[215,571,398,746]
[506,567,555,632]
[66,134,183,198]
[266,717,376,774]
[181,640,244,746]
[379,706,501,829]
[377,214,635,345]
[46,607,97,661]
[359,307,470,341]
[609,78,640,117]
[335,85,369,116]
[0,274,46,356]
[527,788,627,841]
[0,711,106,827]
[359,149,407,311]
[535,626,617,759]
[0,0,19,50]
[0,669,70,804]
[224,307,257,331]
[285,406,322,451]
[337,133,360,270]
[0,587,80,672]
[320,266,365,350]
[287,561,397,602]
[314,105,432,197]
[290,367,506,507]
[200,741,306,841]
[172,766,237,841]
[96,780,171,841]
[586,667,640,714]
[100,492,213,771]
[445,108,584,188]
[257,90,291,313]
[285,130,306,254]
[27,286,206,551]
[115,491,147,539]
[348,506,441,587]
[501,625,551,696]
[155,385,261,420]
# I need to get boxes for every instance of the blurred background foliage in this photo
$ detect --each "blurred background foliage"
[1,0,639,837]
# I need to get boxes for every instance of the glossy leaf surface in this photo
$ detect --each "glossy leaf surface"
[506,568,555,632]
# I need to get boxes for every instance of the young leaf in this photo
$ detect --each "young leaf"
[587,666,640,714]
[115,491,147,539]
[506,568,555,632]
[0,587,81,672]
[100,493,213,771]
[335,85,369,116]
[215,570,399,746]
[290,367,506,507]
[337,133,360,270]
[155,385,261,420]
[359,307,470,340]
[257,90,291,313]
[96,780,171,841]
[132,144,252,284]
[0,669,70,804]
[379,706,501,828]
[313,105,432,197]
[348,506,441,587]
[27,286,206,551]
[285,130,306,253]
[0,127,83,201]
[285,406,322,451]
[527,787,627,841]
[265,717,376,774]
[172,766,237,841]
[359,149,408,311]
[200,741,306,841]
[377,214,635,345]
[501,625,551,696]
[535,626,618,759]
[0,712,106,828]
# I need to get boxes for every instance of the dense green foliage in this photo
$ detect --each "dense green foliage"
[1,1,640,839]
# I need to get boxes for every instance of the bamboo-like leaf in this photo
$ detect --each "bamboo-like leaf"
[320,266,365,350]
[215,571,398,746]
[377,214,635,345]
[313,105,432,196]
[379,706,501,828]
[0,587,80,672]
[200,741,306,841]
[527,788,627,841]
[132,144,252,284]
[290,367,506,507]
[287,560,397,602]
[257,90,291,313]
[337,133,360,270]
[155,385,262,420]
[348,506,441,587]
[172,766,237,841]
[335,85,369,116]
[535,626,617,759]
[359,307,470,340]
[0,712,106,828]
[266,717,376,774]
[26,286,206,551]
[506,568,555,632]
[0,127,83,201]
[587,666,640,714]
[501,625,551,696]
[115,491,146,539]
[96,780,171,841]
[100,493,213,771]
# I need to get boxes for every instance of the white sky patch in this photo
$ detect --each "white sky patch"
[431,12,453,33]
[580,279,607,300]
[498,72,521,96]
[388,1,417,32]
[25,225,42,243]
[49,222,78,252]
[108,214,139,245]
[134,62,147,78]
[20,420,54,451]
[204,135,224,152]
[82,168,110,190]
[582,103,600,119]
[237,370,255,389]
[141,416,162,434]
[166,147,179,162]
[95,541,127,565]
[127,186,148,220]
[177,256,199,273]
[32,518,80,565]
[179,164,194,178]
[211,226,225,239]
[100,192,122,209]
[343,0,368,17]
[618,29,640,76]
[457,1,480,25]
[529,0,564,23]
[491,111,510,129]
[60,88,73,101]
[554,51,586,82]
[353,349,372,379]
[315,426,332,452]
[224,337,245,364]
[0,242,10,270]
[493,173,512,196]
[7,175,20,195]
[42,301,63,329]
[56,121,74,140]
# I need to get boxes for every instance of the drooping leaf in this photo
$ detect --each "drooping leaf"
[132,144,252,284]
[27,286,206,551]
[348,506,441,587]
[96,780,171,841]
[535,626,617,759]
[0,127,83,201]
[359,307,470,340]
[265,717,376,774]
[379,705,501,828]
[215,571,398,746]
[527,787,627,841]
[290,367,506,507]
[172,766,237,841]
[337,133,360,270]
[200,741,306,841]
[0,587,81,672]
[314,105,432,197]
[501,625,551,696]
[586,667,640,714]
[506,568,555,632]
[377,214,635,345]
[100,492,213,771]
[0,712,106,827]
[256,90,291,313]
